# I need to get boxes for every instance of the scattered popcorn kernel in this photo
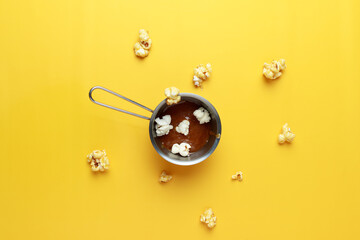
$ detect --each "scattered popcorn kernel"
[193,107,211,124]
[164,87,181,105]
[285,131,296,142]
[205,63,212,73]
[231,171,243,181]
[134,29,152,58]
[87,150,109,172]
[193,63,212,87]
[278,134,286,144]
[282,123,289,133]
[155,115,173,137]
[134,42,149,57]
[159,170,173,183]
[278,123,296,144]
[139,29,150,41]
[176,120,190,136]
[193,75,201,87]
[140,38,152,50]
[171,143,191,157]
[200,208,217,229]
[263,59,286,80]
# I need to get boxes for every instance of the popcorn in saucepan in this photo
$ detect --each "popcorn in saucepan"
[193,63,212,87]
[263,59,286,80]
[155,115,173,137]
[278,123,295,144]
[176,120,190,136]
[134,29,152,58]
[164,87,181,105]
[159,170,172,183]
[200,208,217,229]
[171,143,191,157]
[193,107,211,124]
[87,150,109,172]
[231,171,243,181]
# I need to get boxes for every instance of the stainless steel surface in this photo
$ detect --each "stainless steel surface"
[89,87,221,166]
[149,93,221,166]
[89,86,153,120]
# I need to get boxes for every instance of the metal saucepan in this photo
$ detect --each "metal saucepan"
[89,86,221,166]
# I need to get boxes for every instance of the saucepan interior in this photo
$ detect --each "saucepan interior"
[149,93,221,166]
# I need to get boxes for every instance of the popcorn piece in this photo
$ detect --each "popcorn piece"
[134,42,149,58]
[86,150,109,172]
[155,115,173,137]
[278,123,296,144]
[193,63,212,87]
[193,107,211,124]
[164,87,181,105]
[139,29,150,41]
[134,29,152,58]
[171,143,191,157]
[140,38,152,50]
[175,120,190,136]
[193,75,201,87]
[278,134,286,144]
[284,131,296,142]
[159,170,173,183]
[200,208,217,229]
[231,171,243,181]
[263,59,286,80]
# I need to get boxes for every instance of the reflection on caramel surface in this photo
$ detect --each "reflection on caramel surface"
[158,101,211,153]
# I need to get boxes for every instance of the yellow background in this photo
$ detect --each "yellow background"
[1,0,360,239]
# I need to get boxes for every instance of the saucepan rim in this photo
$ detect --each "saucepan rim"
[149,93,221,166]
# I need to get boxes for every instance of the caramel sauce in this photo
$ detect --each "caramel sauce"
[158,101,211,153]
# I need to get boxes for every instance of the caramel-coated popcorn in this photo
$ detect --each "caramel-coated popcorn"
[87,150,109,172]
[134,29,152,58]
[231,171,243,181]
[164,87,181,105]
[278,123,296,144]
[159,171,173,183]
[263,59,286,80]
[200,208,217,228]
[193,63,212,87]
